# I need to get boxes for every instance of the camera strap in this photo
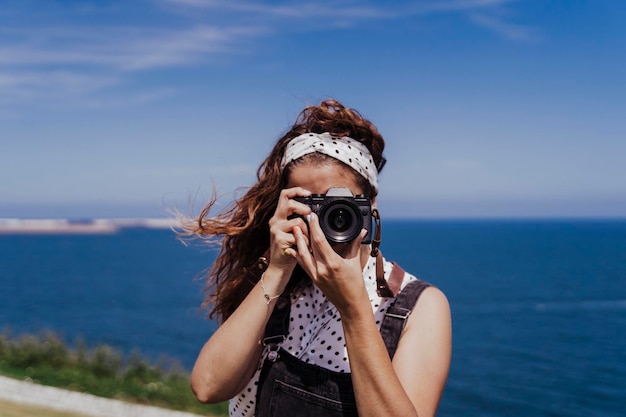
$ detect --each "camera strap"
[374,251,404,297]
[369,208,403,297]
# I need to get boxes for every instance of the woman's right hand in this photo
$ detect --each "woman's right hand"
[267,187,312,274]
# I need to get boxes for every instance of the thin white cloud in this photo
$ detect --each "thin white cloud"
[0,23,264,104]
[157,0,536,41]
[469,12,539,41]
[402,0,515,14]
[158,0,521,22]
[0,70,118,101]
[0,0,534,105]
[158,0,393,19]
[0,69,179,108]
[0,25,263,71]
[2,1,533,74]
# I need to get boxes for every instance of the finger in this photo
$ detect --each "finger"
[286,216,309,237]
[271,218,308,257]
[269,214,308,250]
[293,225,315,274]
[272,227,297,251]
[279,186,312,200]
[306,213,334,262]
[346,228,367,259]
[292,225,310,248]
[273,188,313,220]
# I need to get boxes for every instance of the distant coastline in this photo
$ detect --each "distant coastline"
[3,217,624,235]
[0,218,179,234]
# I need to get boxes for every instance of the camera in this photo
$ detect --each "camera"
[292,187,373,244]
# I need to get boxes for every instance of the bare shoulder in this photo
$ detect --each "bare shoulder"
[412,285,450,320]
[400,284,451,344]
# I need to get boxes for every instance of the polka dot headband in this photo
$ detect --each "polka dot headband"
[281,132,379,192]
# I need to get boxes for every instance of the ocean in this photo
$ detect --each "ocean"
[1,220,624,416]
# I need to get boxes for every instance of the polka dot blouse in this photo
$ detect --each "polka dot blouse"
[229,255,417,417]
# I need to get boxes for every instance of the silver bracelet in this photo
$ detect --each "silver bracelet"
[260,273,281,305]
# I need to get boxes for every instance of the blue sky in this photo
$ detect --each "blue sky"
[1,0,624,218]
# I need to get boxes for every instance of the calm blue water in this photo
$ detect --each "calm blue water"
[1,220,625,416]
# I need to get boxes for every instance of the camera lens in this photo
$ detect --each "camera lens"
[331,208,350,231]
[319,200,363,244]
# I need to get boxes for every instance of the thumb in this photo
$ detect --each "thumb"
[347,229,367,259]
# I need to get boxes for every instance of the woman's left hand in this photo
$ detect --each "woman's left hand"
[292,212,369,315]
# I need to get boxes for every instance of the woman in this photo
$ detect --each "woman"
[184,99,451,417]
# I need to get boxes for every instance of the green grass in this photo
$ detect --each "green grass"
[0,331,228,416]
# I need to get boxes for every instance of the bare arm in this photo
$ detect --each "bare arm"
[190,188,312,403]
[189,265,289,403]
[345,286,451,417]
[293,214,452,417]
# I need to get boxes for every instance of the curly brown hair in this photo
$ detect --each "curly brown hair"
[180,99,386,322]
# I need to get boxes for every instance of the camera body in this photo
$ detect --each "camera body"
[293,187,373,244]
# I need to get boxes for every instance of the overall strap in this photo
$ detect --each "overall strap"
[379,279,431,360]
[263,294,291,361]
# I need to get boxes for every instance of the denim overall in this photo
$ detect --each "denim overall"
[255,278,431,417]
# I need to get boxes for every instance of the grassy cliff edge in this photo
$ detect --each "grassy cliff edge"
[0,331,227,417]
